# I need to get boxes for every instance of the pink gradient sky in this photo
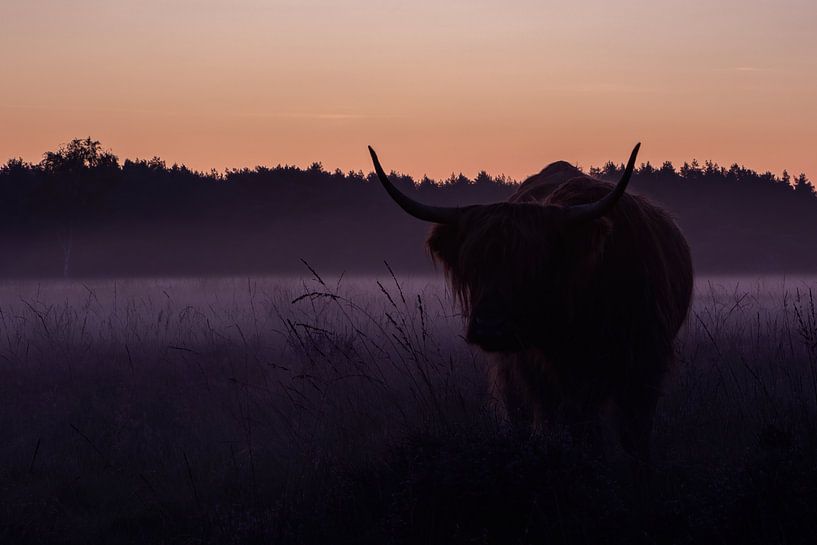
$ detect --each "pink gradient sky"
[1,0,815,180]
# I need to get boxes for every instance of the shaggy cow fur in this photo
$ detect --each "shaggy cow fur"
[426,161,693,466]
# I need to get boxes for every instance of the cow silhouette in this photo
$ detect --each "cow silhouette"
[368,143,693,473]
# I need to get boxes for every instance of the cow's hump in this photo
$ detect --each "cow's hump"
[510,161,584,203]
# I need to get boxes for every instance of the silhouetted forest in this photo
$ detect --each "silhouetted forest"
[0,138,814,277]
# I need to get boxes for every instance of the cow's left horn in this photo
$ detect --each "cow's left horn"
[562,142,641,222]
[369,146,461,224]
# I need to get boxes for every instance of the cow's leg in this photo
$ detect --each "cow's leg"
[561,387,606,457]
[491,356,536,435]
[613,369,662,497]
[532,375,562,433]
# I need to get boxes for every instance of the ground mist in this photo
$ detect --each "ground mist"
[1,272,816,544]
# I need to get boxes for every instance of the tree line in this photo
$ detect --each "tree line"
[0,138,814,277]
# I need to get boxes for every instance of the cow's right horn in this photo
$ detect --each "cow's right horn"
[369,146,461,224]
[561,142,641,223]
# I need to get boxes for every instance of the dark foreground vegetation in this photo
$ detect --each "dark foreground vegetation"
[1,272,816,544]
[1,138,816,277]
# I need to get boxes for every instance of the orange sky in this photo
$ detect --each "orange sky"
[1,0,815,181]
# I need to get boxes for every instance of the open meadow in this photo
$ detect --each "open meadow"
[1,270,816,544]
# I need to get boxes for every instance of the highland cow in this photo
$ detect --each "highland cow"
[368,144,693,468]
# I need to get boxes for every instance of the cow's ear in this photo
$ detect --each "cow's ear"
[427,223,460,269]
[563,217,612,268]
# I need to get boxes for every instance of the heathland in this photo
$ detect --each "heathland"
[1,272,816,544]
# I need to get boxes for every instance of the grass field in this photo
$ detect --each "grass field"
[1,270,816,544]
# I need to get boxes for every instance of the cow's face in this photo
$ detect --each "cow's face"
[427,204,611,352]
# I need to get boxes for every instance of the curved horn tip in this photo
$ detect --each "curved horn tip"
[368,146,387,175]
[628,142,641,166]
